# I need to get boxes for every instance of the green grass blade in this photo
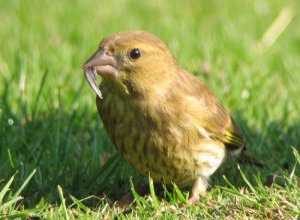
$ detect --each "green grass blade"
[7,149,15,170]
[129,178,152,210]
[172,183,187,204]
[13,169,36,199]
[57,185,69,220]
[0,174,16,205]
[148,175,159,208]
[290,146,300,181]
[222,175,240,194]
[129,178,142,208]
[85,153,120,192]
[32,69,48,117]
[70,195,88,212]
[0,196,23,212]
[237,165,257,194]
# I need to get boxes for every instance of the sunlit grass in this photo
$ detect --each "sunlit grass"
[0,0,299,218]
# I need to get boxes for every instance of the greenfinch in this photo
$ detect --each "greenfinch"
[83,31,258,205]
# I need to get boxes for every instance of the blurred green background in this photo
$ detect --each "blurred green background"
[0,0,299,207]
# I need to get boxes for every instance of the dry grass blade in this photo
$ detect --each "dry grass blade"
[257,6,294,52]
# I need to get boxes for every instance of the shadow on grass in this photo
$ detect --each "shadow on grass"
[1,74,300,207]
[212,112,300,189]
[0,72,141,207]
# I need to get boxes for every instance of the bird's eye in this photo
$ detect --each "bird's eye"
[129,48,141,59]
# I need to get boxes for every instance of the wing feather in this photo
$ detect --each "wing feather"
[178,69,245,151]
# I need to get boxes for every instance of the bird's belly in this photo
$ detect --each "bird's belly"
[119,136,226,186]
[120,139,197,186]
[98,94,226,186]
[101,116,197,185]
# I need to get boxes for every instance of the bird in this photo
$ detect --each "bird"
[82,30,260,205]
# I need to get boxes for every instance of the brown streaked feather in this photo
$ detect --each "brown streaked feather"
[83,31,263,207]
[100,31,246,154]
[88,31,257,182]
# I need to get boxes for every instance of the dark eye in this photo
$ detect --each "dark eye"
[129,48,141,59]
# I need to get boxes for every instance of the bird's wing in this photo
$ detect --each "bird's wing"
[207,102,245,151]
[180,72,245,151]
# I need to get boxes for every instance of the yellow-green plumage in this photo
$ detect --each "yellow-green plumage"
[83,30,255,204]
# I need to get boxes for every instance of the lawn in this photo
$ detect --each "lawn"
[0,0,300,219]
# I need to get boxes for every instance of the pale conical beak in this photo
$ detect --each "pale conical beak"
[82,49,118,99]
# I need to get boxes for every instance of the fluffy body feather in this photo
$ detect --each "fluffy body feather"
[83,31,250,204]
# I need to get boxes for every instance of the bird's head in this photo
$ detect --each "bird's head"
[83,31,178,99]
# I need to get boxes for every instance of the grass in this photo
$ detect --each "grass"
[0,0,300,219]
